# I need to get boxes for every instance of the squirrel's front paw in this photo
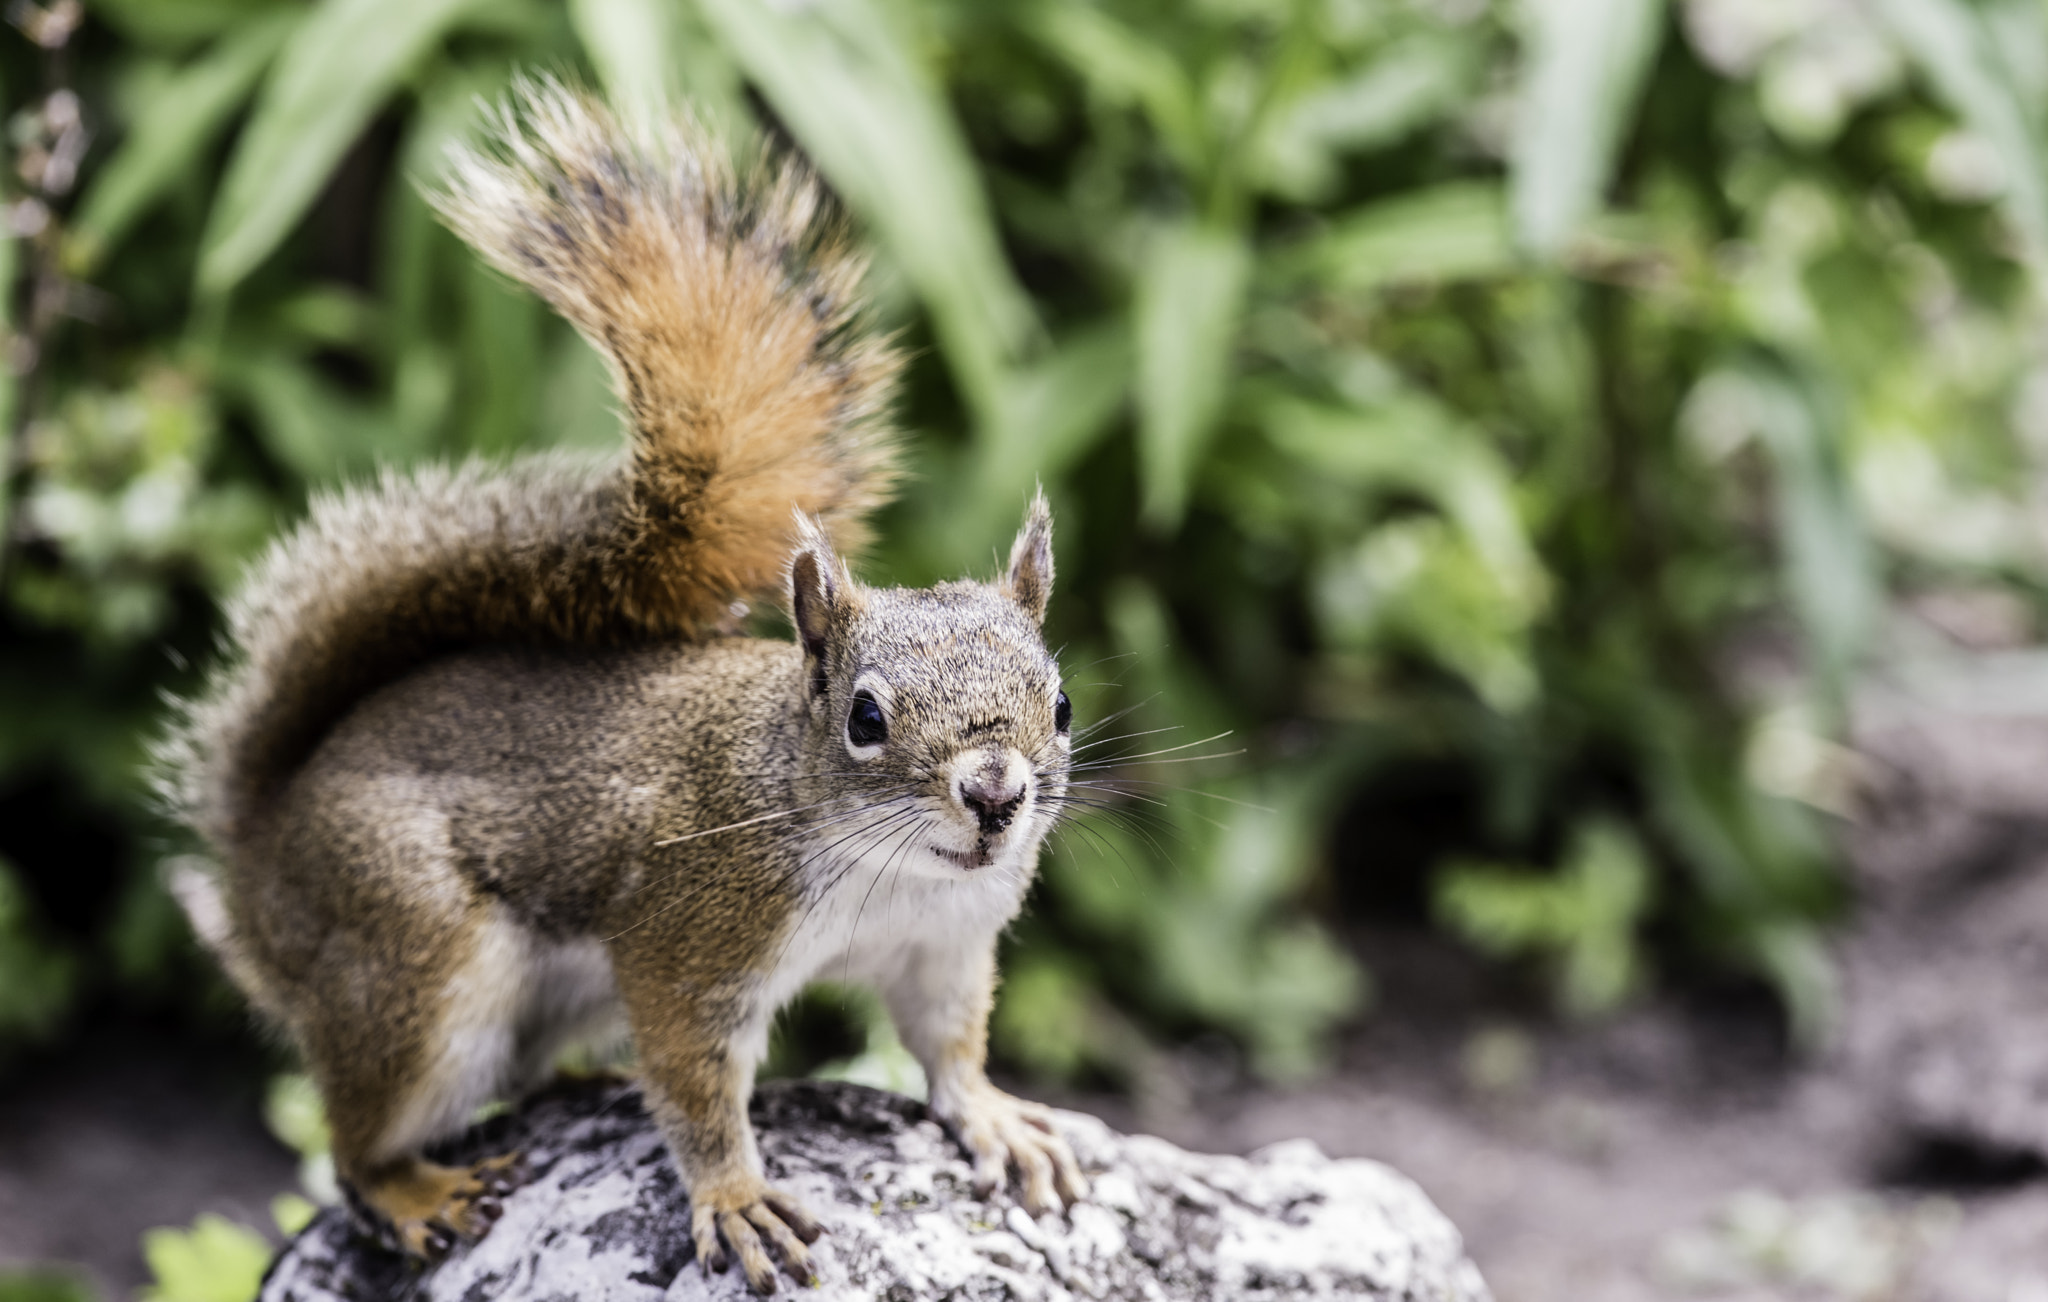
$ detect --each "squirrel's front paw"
[689,1176,826,1295]
[350,1153,522,1260]
[939,1084,1088,1214]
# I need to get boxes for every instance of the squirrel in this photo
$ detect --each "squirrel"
[155,80,1086,1295]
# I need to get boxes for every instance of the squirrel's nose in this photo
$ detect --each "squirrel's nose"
[956,771,1026,835]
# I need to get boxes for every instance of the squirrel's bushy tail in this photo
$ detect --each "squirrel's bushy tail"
[159,80,900,852]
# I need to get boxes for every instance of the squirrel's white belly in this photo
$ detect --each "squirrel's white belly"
[743,813,1036,1051]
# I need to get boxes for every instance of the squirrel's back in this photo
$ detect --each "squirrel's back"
[156,81,900,855]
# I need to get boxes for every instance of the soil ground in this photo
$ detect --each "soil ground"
[1064,925,2048,1302]
[0,1021,295,1297]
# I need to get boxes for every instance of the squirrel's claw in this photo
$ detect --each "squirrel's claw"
[354,1152,525,1263]
[476,1152,523,1195]
[744,1203,815,1283]
[762,1188,826,1245]
[947,1086,1090,1215]
[691,1183,820,1295]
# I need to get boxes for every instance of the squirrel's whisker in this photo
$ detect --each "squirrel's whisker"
[840,820,925,985]
[1069,695,1159,743]
[622,788,925,901]
[1044,793,1190,853]
[1049,819,1140,886]
[652,786,919,847]
[1068,731,1236,764]
[1070,779,1275,815]
[1046,780,1175,810]
[1068,725,1183,756]
[645,804,916,957]
[612,795,928,935]
[1060,649,1140,678]
[1054,779,1254,826]
[1064,750,1247,774]
[765,806,932,976]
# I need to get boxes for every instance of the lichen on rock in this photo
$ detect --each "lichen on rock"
[260,1078,1490,1301]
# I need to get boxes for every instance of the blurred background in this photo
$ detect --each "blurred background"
[4,0,2048,1297]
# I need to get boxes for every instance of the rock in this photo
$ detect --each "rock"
[259,1078,1491,1302]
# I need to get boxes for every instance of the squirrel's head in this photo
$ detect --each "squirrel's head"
[787,494,1068,882]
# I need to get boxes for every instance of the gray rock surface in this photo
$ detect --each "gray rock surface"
[259,1078,1489,1301]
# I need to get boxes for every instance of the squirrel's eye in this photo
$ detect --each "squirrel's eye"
[1054,690,1072,734]
[847,690,888,749]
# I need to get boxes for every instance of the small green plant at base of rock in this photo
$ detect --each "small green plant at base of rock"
[138,1215,270,1302]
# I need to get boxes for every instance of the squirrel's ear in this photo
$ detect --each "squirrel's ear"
[1003,490,1055,626]
[789,516,843,695]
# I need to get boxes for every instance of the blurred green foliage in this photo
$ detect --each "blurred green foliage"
[0,1269,95,1302]
[2,0,2046,1095]
[1436,816,1651,1017]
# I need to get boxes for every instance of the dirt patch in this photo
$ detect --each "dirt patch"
[0,1021,296,1296]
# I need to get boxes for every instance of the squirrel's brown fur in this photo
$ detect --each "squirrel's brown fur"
[159,81,899,853]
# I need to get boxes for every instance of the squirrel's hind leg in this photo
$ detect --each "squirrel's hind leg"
[302,905,537,1260]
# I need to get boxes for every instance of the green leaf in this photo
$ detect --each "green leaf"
[1136,222,1251,528]
[1314,517,1539,711]
[91,0,289,51]
[270,1194,317,1237]
[569,0,752,163]
[263,1073,331,1157]
[455,253,543,454]
[699,0,1035,421]
[806,984,927,1100]
[1156,780,1368,1080]
[139,1215,271,1302]
[1710,360,1875,714]
[975,319,1130,512]
[1508,0,1664,257]
[666,1,753,136]
[992,956,1096,1080]
[196,0,480,296]
[570,0,679,130]
[1259,389,1546,610]
[540,330,624,453]
[70,12,297,269]
[1253,34,1476,198]
[1030,2,1204,175]
[395,58,514,184]
[1748,921,1838,1050]
[1282,181,1515,291]
[215,350,419,483]
[1872,0,2048,257]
